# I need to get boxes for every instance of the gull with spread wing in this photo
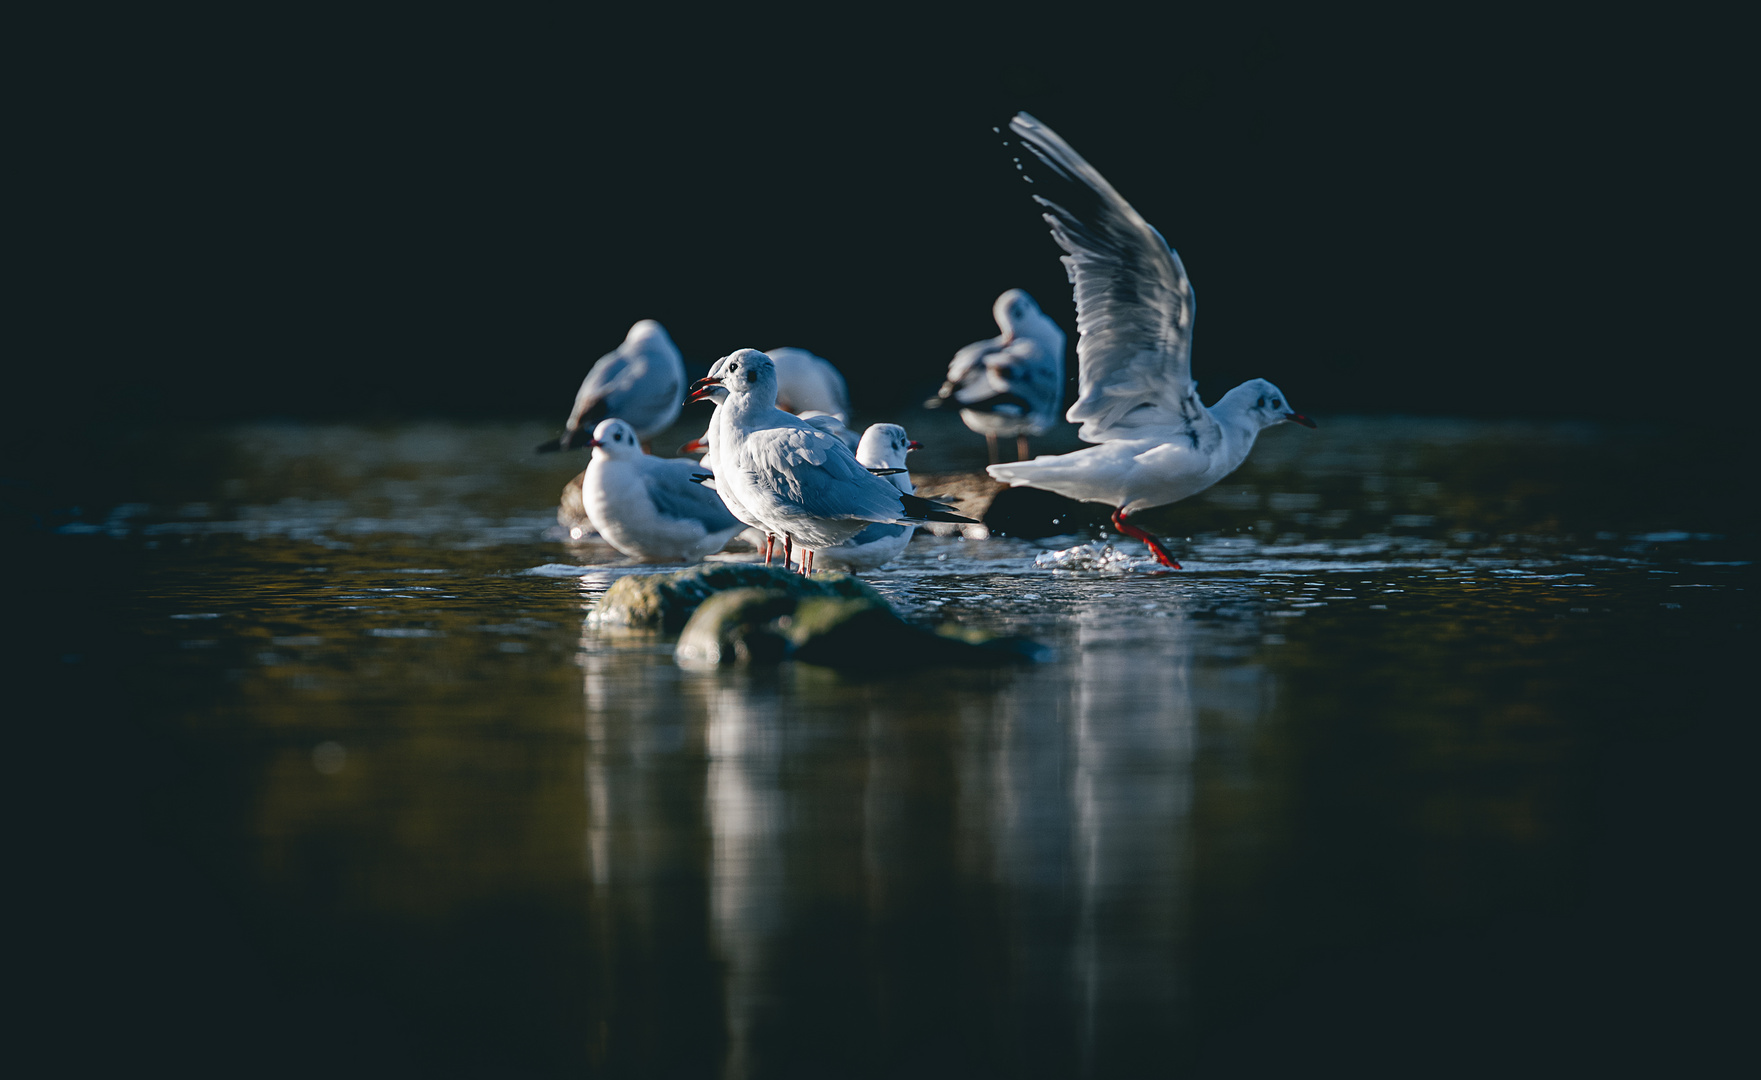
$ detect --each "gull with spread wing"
[986,113,1315,568]
[927,289,1066,463]
[701,349,972,574]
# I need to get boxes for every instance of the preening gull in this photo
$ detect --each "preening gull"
[767,347,851,423]
[700,349,973,574]
[813,424,923,572]
[579,418,744,563]
[537,320,686,453]
[986,113,1315,568]
[927,289,1066,463]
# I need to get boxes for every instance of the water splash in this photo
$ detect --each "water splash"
[1033,541,1147,572]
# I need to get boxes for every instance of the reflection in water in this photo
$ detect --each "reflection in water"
[704,677,784,1080]
[49,418,1749,1076]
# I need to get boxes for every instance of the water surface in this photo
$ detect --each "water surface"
[25,416,1750,1076]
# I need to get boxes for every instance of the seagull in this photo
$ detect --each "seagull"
[537,319,686,454]
[578,418,744,563]
[683,356,780,563]
[927,289,1067,463]
[767,347,851,423]
[985,113,1315,569]
[814,424,923,572]
[698,349,973,574]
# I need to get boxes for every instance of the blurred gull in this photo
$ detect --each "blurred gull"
[698,350,972,574]
[537,320,686,453]
[799,411,862,452]
[580,418,744,563]
[767,347,851,423]
[986,113,1315,568]
[814,424,923,572]
[928,289,1066,463]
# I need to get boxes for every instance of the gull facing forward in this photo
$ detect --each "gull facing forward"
[986,113,1315,568]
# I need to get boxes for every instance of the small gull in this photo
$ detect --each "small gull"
[987,113,1315,568]
[814,424,924,572]
[927,289,1067,463]
[579,418,744,563]
[700,350,972,573]
[537,319,686,453]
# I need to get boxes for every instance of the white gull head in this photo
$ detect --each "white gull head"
[1214,378,1316,431]
[587,417,644,460]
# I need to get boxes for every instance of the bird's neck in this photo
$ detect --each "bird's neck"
[1208,397,1265,466]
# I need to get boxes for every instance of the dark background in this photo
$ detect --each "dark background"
[17,7,1748,433]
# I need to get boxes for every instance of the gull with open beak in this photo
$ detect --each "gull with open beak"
[697,350,974,574]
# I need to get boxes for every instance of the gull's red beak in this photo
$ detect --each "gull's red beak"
[907,440,922,451]
[1284,413,1317,428]
[680,436,708,454]
[585,438,604,448]
[686,376,722,404]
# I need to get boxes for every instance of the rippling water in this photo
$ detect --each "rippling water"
[21,416,1751,1076]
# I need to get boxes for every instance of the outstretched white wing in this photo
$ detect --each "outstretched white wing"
[1009,112,1213,447]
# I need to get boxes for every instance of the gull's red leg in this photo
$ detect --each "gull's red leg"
[762,534,773,565]
[1111,507,1182,569]
[804,550,815,575]
[1016,435,1031,461]
[783,535,793,572]
[985,432,1000,465]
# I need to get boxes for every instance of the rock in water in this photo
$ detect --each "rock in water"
[673,585,1050,671]
[673,588,797,666]
[591,564,885,633]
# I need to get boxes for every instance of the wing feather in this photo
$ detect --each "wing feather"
[1009,112,1214,446]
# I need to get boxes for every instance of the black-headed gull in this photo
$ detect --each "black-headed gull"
[986,113,1315,568]
[813,424,923,572]
[696,349,972,574]
[537,320,686,454]
[580,418,744,563]
[767,347,851,424]
[927,289,1067,463]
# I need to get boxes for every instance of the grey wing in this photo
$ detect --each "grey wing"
[1009,112,1212,444]
[944,339,995,389]
[567,347,640,430]
[646,458,743,532]
[746,427,910,522]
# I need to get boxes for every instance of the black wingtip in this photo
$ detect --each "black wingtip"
[899,493,978,524]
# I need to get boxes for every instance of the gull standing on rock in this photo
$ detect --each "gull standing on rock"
[985,113,1315,569]
[579,418,744,563]
[928,289,1066,463]
[537,319,686,453]
[699,350,973,574]
[813,424,923,572]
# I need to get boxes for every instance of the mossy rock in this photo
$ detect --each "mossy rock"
[592,563,886,633]
[674,588,1050,671]
[674,588,797,667]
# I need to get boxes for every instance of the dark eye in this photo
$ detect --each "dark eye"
[1257,396,1266,407]
[746,370,758,384]
[1272,399,1282,409]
